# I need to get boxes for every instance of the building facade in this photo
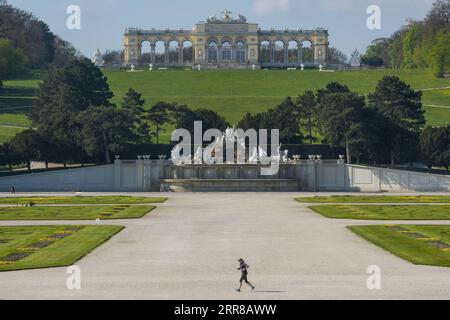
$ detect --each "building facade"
[124,10,329,69]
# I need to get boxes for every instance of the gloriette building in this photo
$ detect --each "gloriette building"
[124,10,329,69]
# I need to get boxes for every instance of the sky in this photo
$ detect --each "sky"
[6,0,436,59]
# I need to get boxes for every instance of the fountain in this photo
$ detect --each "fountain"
[163,128,296,192]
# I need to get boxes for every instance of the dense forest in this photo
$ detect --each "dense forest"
[0,0,79,88]
[362,0,449,77]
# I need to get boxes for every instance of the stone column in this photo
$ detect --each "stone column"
[270,45,274,63]
[231,44,236,63]
[284,43,289,64]
[179,44,184,64]
[298,44,303,64]
[164,43,169,64]
[217,44,222,64]
[151,43,156,64]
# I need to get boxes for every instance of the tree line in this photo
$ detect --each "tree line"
[0,58,230,169]
[361,0,449,77]
[0,0,79,89]
[0,58,448,171]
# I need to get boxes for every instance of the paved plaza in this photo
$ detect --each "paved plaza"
[0,192,449,300]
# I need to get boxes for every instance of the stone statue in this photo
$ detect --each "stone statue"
[92,48,104,67]
[207,15,218,23]
[237,14,247,23]
[350,49,361,67]
[221,9,232,22]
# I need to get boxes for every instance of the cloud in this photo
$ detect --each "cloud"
[252,0,290,15]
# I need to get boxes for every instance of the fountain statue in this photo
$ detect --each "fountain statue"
[92,48,104,67]
[171,127,289,165]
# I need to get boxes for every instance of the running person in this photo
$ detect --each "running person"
[236,258,255,292]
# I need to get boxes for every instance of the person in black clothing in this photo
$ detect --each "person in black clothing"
[236,258,255,292]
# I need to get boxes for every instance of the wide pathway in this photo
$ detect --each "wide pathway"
[0,192,449,299]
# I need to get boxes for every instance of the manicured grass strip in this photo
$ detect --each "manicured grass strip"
[309,205,450,220]
[296,195,450,203]
[0,205,155,220]
[348,225,450,267]
[0,196,167,204]
[0,225,123,271]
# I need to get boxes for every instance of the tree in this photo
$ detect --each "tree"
[191,108,230,133]
[175,107,230,137]
[0,37,26,85]
[147,102,171,144]
[362,38,392,67]
[361,55,384,67]
[121,88,150,142]
[296,90,317,144]
[102,50,124,66]
[315,82,365,163]
[77,106,134,164]
[425,0,450,35]
[0,141,19,172]
[428,28,450,77]
[10,129,40,171]
[420,125,450,171]
[327,47,347,65]
[169,103,192,128]
[30,59,114,162]
[368,76,425,165]
[237,112,263,131]
[51,36,79,68]
[0,2,69,67]
[261,97,301,144]
[402,21,425,68]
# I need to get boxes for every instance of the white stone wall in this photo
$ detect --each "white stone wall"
[0,160,448,192]
[0,165,115,192]
[346,165,450,192]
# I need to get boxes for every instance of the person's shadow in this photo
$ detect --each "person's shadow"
[251,290,286,293]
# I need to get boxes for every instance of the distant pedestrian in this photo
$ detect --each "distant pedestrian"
[10,186,15,194]
[236,258,255,292]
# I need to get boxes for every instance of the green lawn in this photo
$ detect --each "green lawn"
[0,205,155,220]
[0,196,167,204]
[349,225,450,267]
[296,195,450,203]
[0,225,123,271]
[0,125,26,144]
[309,205,450,220]
[1,69,449,143]
[105,69,450,126]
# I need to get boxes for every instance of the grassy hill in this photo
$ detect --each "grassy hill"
[1,69,449,143]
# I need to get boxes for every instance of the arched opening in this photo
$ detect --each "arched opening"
[274,40,284,63]
[288,41,298,63]
[301,40,314,63]
[182,40,193,63]
[154,41,165,64]
[169,40,179,63]
[236,41,246,63]
[259,40,270,63]
[207,40,218,63]
[222,41,232,62]
[140,41,152,64]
